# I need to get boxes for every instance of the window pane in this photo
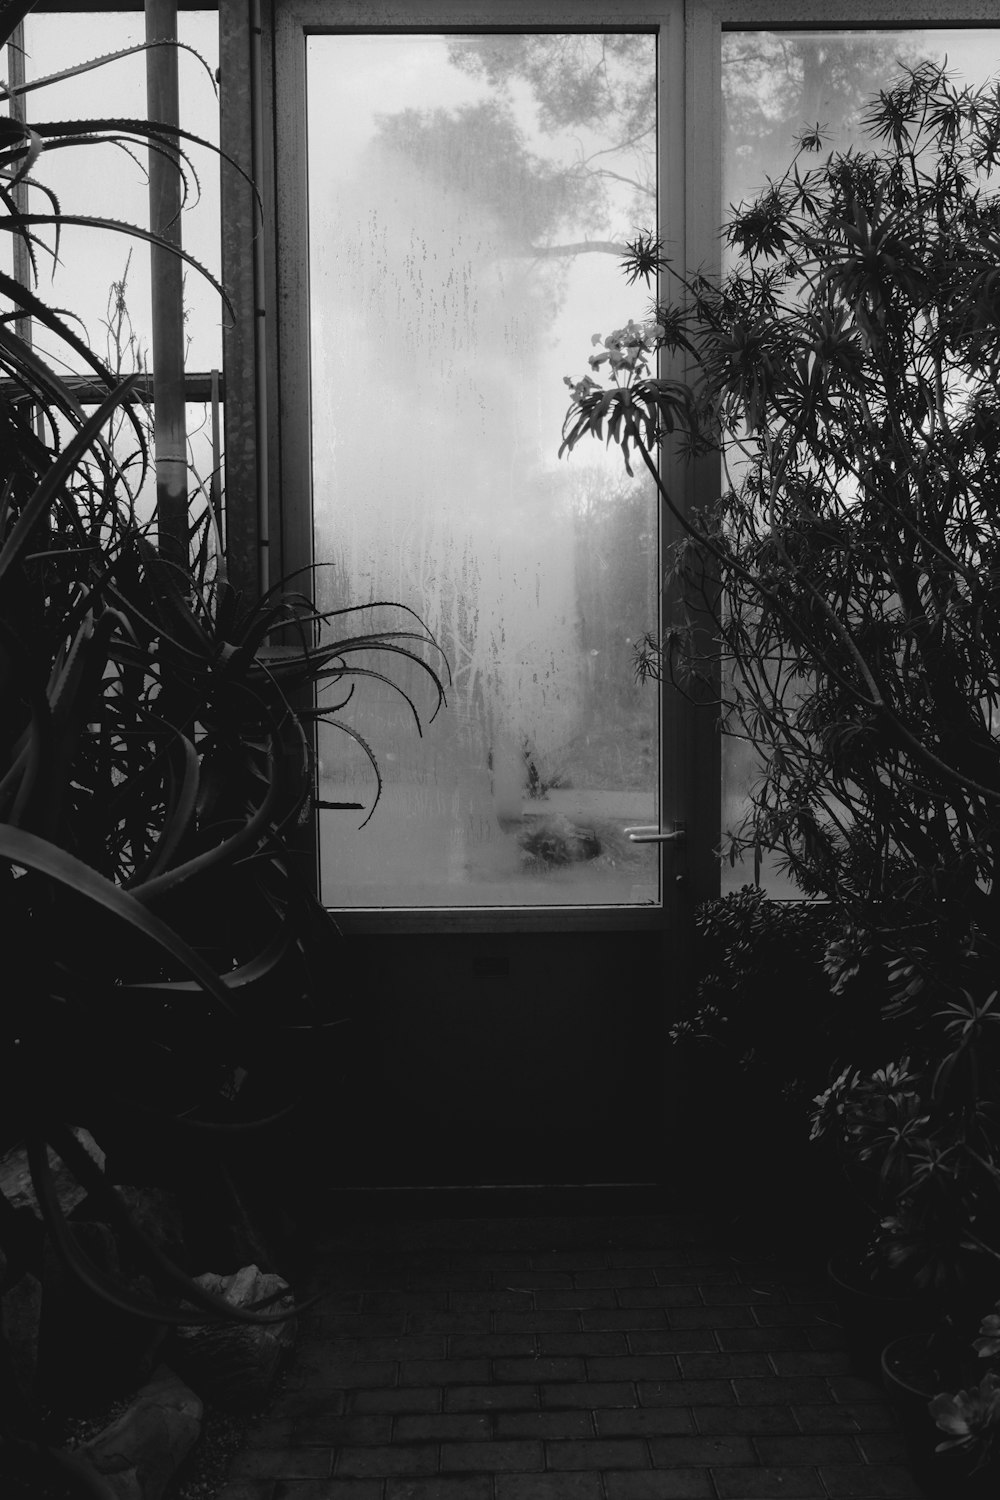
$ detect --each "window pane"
[308,33,659,908]
[720,27,1000,897]
[17,13,221,375]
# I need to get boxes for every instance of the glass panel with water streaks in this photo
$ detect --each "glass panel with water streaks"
[308,33,659,907]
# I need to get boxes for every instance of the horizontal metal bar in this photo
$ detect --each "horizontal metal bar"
[0,371,224,405]
[624,823,687,845]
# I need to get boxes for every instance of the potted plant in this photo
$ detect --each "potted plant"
[0,12,447,1490]
[559,53,1000,1372]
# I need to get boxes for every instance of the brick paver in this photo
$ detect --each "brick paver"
[215,1213,926,1500]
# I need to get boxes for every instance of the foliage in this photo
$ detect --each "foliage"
[721,30,925,197]
[0,0,445,1375]
[810,984,1000,1295]
[673,886,843,1102]
[561,60,1000,1289]
[929,1298,1000,1475]
[668,885,885,1244]
[563,61,1000,923]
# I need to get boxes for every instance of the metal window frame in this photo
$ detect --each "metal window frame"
[254,0,694,931]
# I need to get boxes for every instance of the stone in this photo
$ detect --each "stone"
[81,1362,203,1500]
[1,1268,42,1398]
[0,1128,105,1219]
[518,813,602,865]
[112,1187,189,1276]
[172,1264,296,1412]
[38,1219,154,1407]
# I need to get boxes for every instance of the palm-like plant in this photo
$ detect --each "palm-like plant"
[562,62,1000,926]
[561,55,1000,1315]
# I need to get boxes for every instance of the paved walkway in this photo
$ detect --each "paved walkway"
[216,1210,923,1500]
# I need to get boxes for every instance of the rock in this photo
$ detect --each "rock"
[518,813,601,865]
[1,1269,42,1398]
[0,1128,105,1219]
[0,1439,117,1499]
[38,1219,154,1407]
[172,1264,296,1412]
[112,1187,189,1276]
[81,1363,202,1500]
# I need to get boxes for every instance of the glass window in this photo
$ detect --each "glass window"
[307,32,660,908]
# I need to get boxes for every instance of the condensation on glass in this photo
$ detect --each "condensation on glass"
[719,27,1000,897]
[307,34,659,908]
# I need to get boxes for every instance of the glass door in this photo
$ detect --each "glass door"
[272,1,688,1189]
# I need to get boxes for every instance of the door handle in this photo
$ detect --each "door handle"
[624,821,686,844]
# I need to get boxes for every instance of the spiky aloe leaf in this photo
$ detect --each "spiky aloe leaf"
[117,930,295,1000]
[0,824,243,1020]
[4,38,217,102]
[2,213,233,317]
[315,716,384,827]
[0,3,35,51]
[124,732,200,886]
[0,281,126,422]
[0,113,42,184]
[28,1128,304,1325]
[0,375,138,586]
[131,732,288,905]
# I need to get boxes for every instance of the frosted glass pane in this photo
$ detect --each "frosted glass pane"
[307,33,658,907]
[720,28,1000,897]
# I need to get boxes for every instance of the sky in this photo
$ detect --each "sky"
[12,11,220,375]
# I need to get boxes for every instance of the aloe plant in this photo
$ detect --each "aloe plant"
[0,9,447,1473]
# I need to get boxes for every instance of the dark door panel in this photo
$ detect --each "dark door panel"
[323,931,670,1188]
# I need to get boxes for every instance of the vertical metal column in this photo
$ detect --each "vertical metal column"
[145,0,188,566]
[220,0,270,601]
[8,22,32,346]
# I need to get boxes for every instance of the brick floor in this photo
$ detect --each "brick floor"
[216,1214,925,1500]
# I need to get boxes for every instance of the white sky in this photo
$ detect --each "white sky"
[14,11,220,374]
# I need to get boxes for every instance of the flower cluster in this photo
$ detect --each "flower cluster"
[930,1300,1000,1468]
[930,1374,1000,1458]
[588,318,664,377]
[562,318,665,406]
